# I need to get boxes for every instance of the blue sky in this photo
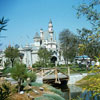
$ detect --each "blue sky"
[0,0,91,50]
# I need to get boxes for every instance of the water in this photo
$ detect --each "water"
[55,84,100,100]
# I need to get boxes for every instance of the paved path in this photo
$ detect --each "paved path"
[68,73,88,84]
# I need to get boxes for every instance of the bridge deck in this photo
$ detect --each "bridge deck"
[43,72,68,80]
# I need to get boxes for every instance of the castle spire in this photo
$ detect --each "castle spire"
[48,19,54,41]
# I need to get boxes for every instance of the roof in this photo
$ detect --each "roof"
[33,32,40,39]
[75,55,90,59]
[43,30,50,40]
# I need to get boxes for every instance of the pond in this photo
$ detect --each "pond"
[55,84,100,100]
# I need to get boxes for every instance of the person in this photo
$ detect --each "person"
[79,62,82,69]
[86,61,89,70]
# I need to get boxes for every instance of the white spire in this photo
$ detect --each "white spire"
[48,19,54,41]
[40,28,44,39]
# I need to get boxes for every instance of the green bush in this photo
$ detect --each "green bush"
[22,82,28,87]
[43,93,65,100]
[30,82,43,87]
[47,86,63,96]
[32,62,41,68]
[2,67,12,76]
[0,83,11,100]
[34,96,54,100]
[35,93,65,100]
[27,71,37,82]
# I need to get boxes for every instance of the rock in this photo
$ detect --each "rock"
[33,89,39,94]
[27,93,34,99]
[39,87,44,91]
[19,91,24,94]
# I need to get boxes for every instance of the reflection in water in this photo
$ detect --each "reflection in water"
[54,84,100,100]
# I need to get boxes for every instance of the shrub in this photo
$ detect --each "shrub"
[0,83,11,100]
[43,93,65,100]
[30,82,43,87]
[46,85,63,96]
[34,96,54,100]
[27,71,37,82]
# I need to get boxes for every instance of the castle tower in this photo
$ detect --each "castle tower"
[40,29,44,40]
[48,19,54,41]
[40,29,44,45]
[33,32,40,47]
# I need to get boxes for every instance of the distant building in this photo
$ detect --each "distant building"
[18,20,65,67]
[0,20,65,68]
[0,50,6,69]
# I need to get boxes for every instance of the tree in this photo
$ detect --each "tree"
[0,17,8,32]
[27,71,36,83]
[75,0,100,96]
[77,28,100,58]
[5,46,19,67]
[76,0,100,29]
[11,63,28,92]
[59,29,78,65]
[38,47,52,67]
[76,0,100,59]
[0,17,9,46]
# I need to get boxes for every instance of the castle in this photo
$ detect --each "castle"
[0,20,65,68]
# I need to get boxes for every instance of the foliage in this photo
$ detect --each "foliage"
[4,59,11,68]
[11,63,28,92]
[77,57,100,96]
[32,61,41,68]
[35,93,65,100]
[0,17,8,46]
[43,93,65,100]
[30,82,43,87]
[75,2,100,96]
[38,47,52,67]
[0,17,8,32]
[35,96,55,100]
[5,46,20,67]
[76,0,100,29]
[59,29,78,65]
[46,85,63,96]
[76,0,100,59]
[0,83,11,100]
[77,28,100,58]
[1,67,12,76]
[27,71,37,82]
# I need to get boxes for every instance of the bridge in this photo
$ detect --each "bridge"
[28,67,70,85]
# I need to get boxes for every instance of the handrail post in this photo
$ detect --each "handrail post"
[68,67,70,77]
[41,69,44,78]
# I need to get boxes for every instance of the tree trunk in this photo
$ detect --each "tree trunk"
[18,78,21,92]
[11,59,14,67]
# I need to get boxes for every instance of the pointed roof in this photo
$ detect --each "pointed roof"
[49,19,52,23]
[33,32,40,39]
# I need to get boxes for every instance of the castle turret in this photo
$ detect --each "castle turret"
[33,32,40,47]
[48,20,54,41]
[40,29,44,45]
[40,29,44,40]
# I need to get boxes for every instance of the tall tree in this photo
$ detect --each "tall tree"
[38,47,52,67]
[76,0,100,59]
[59,29,78,65]
[76,0,100,29]
[5,46,19,67]
[77,28,100,58]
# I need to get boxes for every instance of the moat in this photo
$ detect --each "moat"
[56,84,100,100]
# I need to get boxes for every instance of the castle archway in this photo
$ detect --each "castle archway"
[51,56,57,64]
